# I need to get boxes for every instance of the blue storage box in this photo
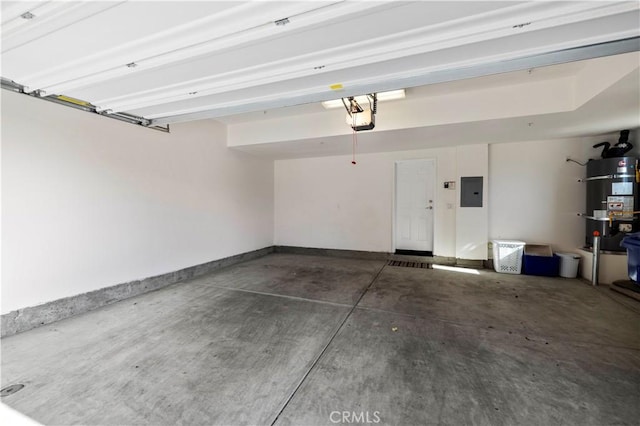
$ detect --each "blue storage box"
[621,233,640,282]
[523,244,559,276]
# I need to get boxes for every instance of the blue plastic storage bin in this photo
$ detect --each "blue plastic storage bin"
[523,254,560,277]
[621,233,640,282]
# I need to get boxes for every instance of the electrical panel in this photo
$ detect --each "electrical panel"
[460,176,483,207]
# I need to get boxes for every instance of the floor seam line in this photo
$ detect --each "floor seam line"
[268,263,388,426]
[194,284,355,308]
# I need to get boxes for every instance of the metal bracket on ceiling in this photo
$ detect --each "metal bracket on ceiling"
[342,93,377,118]
[1,78,170,133]
[342,97,363,116]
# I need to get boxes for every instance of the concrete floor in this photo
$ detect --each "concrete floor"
[2,253,639,425]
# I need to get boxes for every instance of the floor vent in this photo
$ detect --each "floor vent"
[387,260,432,269]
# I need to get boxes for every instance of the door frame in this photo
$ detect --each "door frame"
[392,158,437,254]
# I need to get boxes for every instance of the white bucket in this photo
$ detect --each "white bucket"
[556,253,581,278]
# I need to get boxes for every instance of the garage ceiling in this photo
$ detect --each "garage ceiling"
[2,1,639,129]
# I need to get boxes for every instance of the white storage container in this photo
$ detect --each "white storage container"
[492,240,526,274]
[556,253,581,278]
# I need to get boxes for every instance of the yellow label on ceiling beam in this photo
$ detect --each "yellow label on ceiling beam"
[329,83,343,90]
[57,95,92,107]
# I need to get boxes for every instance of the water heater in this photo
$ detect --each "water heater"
[584,156,639,251]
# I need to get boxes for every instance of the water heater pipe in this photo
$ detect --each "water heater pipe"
[608,211,640,226]
[592,231,601,286]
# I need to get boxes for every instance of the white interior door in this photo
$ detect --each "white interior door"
[395,159,435,252]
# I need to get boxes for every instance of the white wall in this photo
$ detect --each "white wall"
[456,144,489,259]
[275,132,637,260]
[1,91,274,314]
[488,135,625,253]
[274,146,487,258]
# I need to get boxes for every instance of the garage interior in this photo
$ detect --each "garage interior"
[1,2,640,425]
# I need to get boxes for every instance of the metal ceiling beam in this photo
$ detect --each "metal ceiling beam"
[3,37,638,130]
[151,36,640,125]
[82,2,640,117]
[1,77,170,133]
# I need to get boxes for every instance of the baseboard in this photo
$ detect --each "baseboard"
[456,258,486,269]
[1,247,274,338]
[274,245,391,261]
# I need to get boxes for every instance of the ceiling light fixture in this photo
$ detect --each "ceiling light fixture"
[20,11,35,19]
[321,89,405,109]
[274,17,290,26]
